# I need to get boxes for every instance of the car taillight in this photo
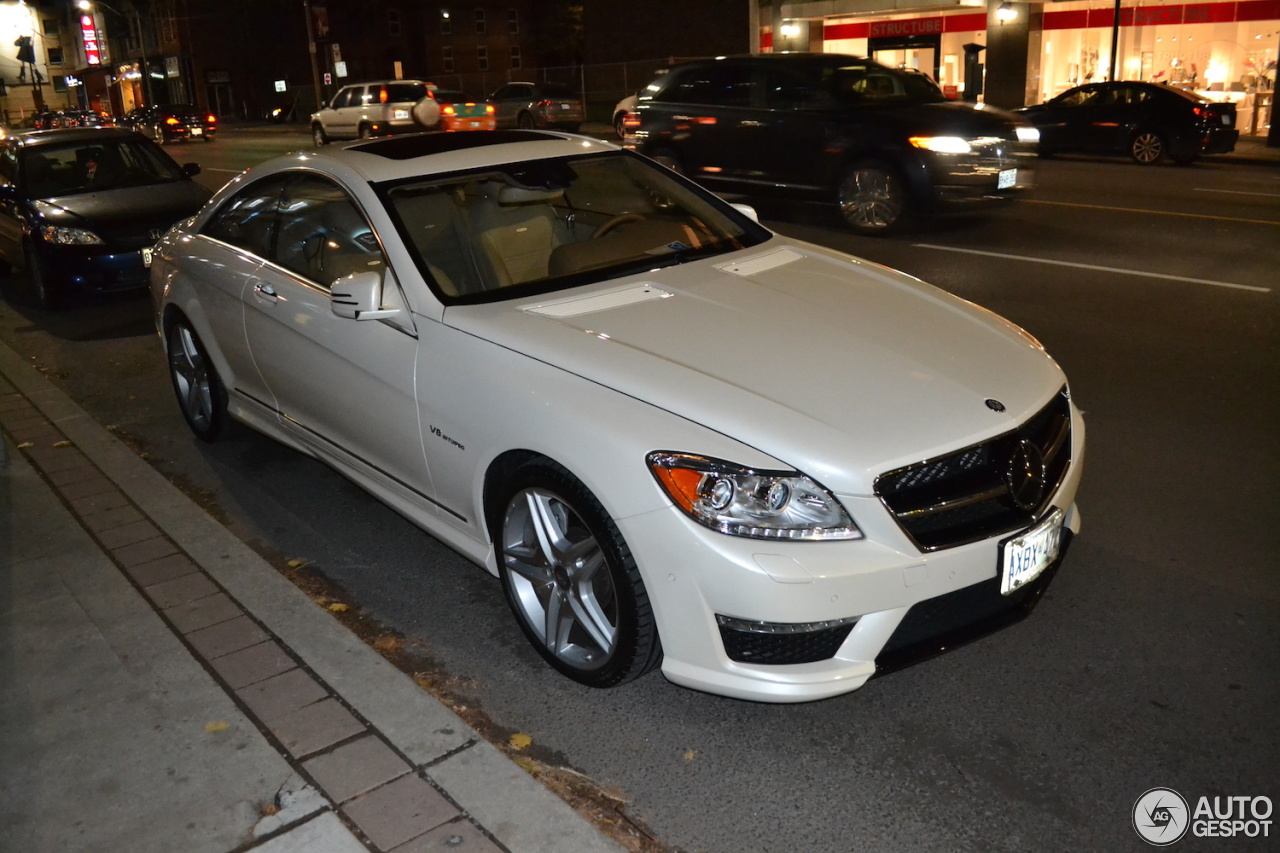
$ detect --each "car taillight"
[165,117,180,125]
[622,111,641,129]
[442,105,456,115]
[536,99,553,107]
[379,87,389,103]
[486,104,495,115]
[206,114,216,123]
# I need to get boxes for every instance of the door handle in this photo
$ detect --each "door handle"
[252,282,279,304]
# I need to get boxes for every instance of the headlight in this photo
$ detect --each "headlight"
[38,225,105,246]
[908,135,972,154]
[1016,125,1041,143]
[647,452,862,541]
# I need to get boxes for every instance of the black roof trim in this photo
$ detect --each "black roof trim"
[350,130,567,161]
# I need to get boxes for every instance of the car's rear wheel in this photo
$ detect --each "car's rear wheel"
[517,111,535,129]
[312,124,329,146]
[495,460,662,688]
[152,124,166,145]
[839,162,910,235]
[613,113,627,138]
[167,316,228,443]
[1130,129,1166,164]
[358,123,375,140]
[647,148,684,175]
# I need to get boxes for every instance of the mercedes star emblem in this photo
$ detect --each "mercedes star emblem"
[1006,439,1047,511]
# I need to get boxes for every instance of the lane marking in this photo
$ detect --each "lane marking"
[911,244,1272,294]
[1193,188,1280,198]
[205,167,246,174]
[1024,198,1280,227]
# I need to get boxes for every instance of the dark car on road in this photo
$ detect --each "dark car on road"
[1016,81,1238,165]
[0,127,211,308]
[488,81,584,131]
[627,54,1039,234]
[133,104,217,144]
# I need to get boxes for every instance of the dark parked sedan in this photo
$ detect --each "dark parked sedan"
[134,104,218,144]
[0,128,212,308]
[628,54,1039,235]
[1016,81,1238,165]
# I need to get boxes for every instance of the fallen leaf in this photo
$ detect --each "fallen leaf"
[414,676,433,689]
[683,749,697,761]
[373,636,401,652]
[261,803,280,816]
[204,720,230,733]
[52,440,72,448]
[510,732,533,750]
[327,602,349,613]
[513,756,540,774]
[287,558,310,569]
[17,442,33,449]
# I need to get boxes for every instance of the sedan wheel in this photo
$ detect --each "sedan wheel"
[22,240,60,310]
[312,124,329,146]
[839,163,909,234]
[358,124,375,140]
[1130,130,1165,165]
[497,462,661,687]
[517,112,535,130]
[167,318,228,442]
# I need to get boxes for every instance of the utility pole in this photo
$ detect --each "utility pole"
[303,0,323,114]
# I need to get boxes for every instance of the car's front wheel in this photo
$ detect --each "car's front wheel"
[166,316,228,442]
[495,460,662,688]
[312,124,329,146]
[839,162,910,235]
[1130,129,1166,164]
[22,240,60,310]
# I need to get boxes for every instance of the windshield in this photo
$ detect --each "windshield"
[21,138,187,198]
[384,151,765,303]
[826,63,944,104]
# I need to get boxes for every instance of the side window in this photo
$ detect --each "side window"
[1060,87,1101,108]
[0,146,17,184]
[764,68,824,109]
[272,175,385,287]
[655,65,754,107]
[491,84,515,100]
[202,176,287,259]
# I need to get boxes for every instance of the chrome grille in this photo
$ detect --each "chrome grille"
[875,389,1072,551]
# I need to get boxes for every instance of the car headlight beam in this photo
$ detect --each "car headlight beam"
[908,135,973,155]
[647,451,862,541]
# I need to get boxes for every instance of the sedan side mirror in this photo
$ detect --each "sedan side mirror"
[182,162,201,178]
[331,270,402,321]
[730,202,759,223]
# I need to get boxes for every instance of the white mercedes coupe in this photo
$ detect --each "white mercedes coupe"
[151,130,1084,702]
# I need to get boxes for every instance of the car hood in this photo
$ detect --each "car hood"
[862,99,1029,135]
[33,181,210,236]
[446,239,1065,495]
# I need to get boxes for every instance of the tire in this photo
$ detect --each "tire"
[614,113,627,138]
[358,123,375,140]
[1129,129,1165,165]
[312,124,329,146]
[166,316,228,442]
[494,460,662,688]
[838,162,910,235]
[516,111,535,130]
[153,124,166,145]
[22,240,61,310]
[647,148,684,175]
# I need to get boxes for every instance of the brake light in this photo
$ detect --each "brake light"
[622,111,641,129]
[206,114,216,123]
[442,105,456,115]
[536,99,554,107]
[486,104,495,115]
[165,116,180,125]
[379,87,389,103]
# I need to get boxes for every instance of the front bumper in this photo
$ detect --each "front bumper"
[620,407,1084,703]
[31,242,151,295]
[923,142,1038,212]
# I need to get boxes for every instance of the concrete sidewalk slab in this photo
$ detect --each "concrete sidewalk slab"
[0,332,625,853]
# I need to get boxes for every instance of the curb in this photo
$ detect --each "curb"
[0,334,623,853]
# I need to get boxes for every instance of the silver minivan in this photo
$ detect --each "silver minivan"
[311,80,436,144]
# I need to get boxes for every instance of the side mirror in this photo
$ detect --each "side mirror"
[182,162,201,178]
[730,202,759,223]
[331,270,401,321]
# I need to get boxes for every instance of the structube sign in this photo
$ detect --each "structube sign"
[80,15,100,65]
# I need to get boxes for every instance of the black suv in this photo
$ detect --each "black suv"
[629,54,1039,234]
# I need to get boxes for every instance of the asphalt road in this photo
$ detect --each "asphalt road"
[2,130,1277,852]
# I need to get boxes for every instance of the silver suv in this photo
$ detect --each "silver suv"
[311,80,437,145]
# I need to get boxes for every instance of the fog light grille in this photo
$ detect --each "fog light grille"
[716,615,856,665]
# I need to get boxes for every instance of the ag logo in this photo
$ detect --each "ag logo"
[1134,787,1190,846]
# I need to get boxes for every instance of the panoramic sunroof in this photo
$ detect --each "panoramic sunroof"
[351,130,564,160]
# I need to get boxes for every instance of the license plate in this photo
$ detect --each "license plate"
[998,168,1017,190]
[190,127,202,136]
[999,509,1063,595]
[142,247,153,267]
[1222,115,1232,126]
[560,103,571,110]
